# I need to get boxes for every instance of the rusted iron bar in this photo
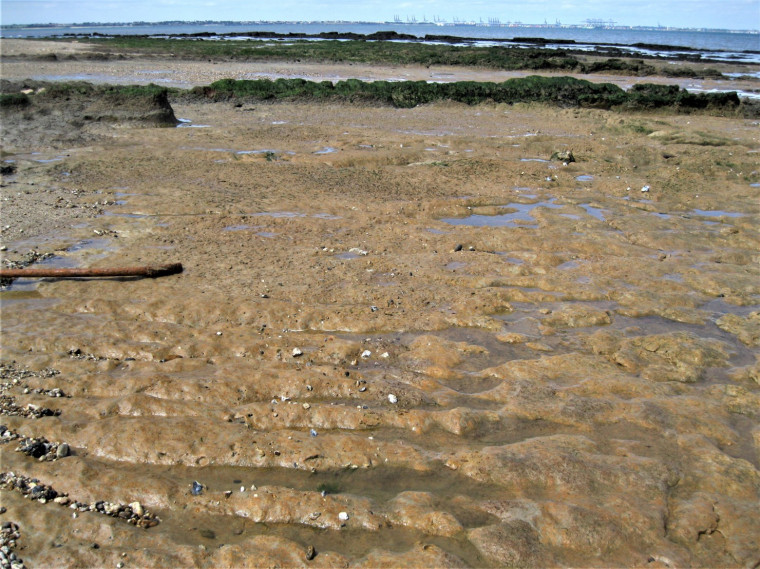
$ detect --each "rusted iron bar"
[0,263,183,279]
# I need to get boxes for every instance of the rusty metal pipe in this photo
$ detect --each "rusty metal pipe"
[0,263,183,279]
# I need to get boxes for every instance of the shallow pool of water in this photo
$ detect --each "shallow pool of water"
[441,200,563,228]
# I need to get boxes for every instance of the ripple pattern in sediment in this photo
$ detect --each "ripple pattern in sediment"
[1,102,758,568]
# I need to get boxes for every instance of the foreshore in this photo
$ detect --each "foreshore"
[1,38,759,568]
[2,38,760,97]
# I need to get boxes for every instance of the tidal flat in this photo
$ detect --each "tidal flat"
[1,38,759,568]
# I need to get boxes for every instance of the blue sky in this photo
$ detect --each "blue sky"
[1,0,758,29]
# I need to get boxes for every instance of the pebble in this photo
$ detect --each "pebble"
[305,545,317,560]
[191,481,205,495]
[641,185,651,192]
[302,403,311,409]
[361,350,372,358]
[292,348,303,357]
[128,502,144,517]
[56,443,70,459]
[388,394,398,404]
[338,511,349,521]
[12,435,69,462]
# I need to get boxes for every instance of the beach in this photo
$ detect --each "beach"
[1,38,759,568]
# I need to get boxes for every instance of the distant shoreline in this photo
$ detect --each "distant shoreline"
[2,20,758,35]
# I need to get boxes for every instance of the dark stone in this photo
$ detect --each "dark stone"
[306,545,317,560]
[20,440,48,458]
[199,528,216,539]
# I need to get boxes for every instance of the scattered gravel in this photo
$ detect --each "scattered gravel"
[0,472,160,528]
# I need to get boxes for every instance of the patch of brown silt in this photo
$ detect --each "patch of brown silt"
[1,97,759,568]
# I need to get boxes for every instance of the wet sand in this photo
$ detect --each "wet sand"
[1,41,760,568]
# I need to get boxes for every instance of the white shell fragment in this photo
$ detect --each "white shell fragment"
[641,185,650,192]
[292,348,303,357]
[388,394,398,404]
[361,350,372,358]
[338,511,349,521]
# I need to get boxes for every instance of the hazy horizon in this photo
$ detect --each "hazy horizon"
[1,1,759,31]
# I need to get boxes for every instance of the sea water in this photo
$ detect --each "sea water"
[2,21,758,56]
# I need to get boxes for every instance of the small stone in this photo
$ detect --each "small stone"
[224,491,232,498]
[191,481,204,496]
[388,394,398,404]
[56,443,70,459]
[338,511,349,521]
[310,429,318,437]
[128,502,144,517]
[302,403,311,410]
[292,348,303,357]
[641,185,650,192]
[361,350,372,358]
[454,244,463,252]
[305,545,317,560]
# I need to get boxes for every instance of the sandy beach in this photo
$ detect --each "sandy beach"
[1,38,759,568]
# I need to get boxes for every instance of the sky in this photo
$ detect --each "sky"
[1,0,759,30]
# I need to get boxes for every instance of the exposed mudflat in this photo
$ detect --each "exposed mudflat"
[2,38,760,97]
[1,47,760,568]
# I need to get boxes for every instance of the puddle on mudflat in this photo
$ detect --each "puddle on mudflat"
[314,147,338,155]
[691,209,746,218]
[223,224,251,232]
[557,260,581,270]
[700,298,760,317]
[520,158,549,163]
[166,463,502,506]
[67,238,113,253]
[101,211,149,219]
[249,211,306,219]
[247,212,340,220]
[255,232,277,238]
[575,175,594,182]
[441,200,563,228]
[495,253,524,264]
[177,118,211,128]
[579,204,607,221]
[159,508,488,567]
